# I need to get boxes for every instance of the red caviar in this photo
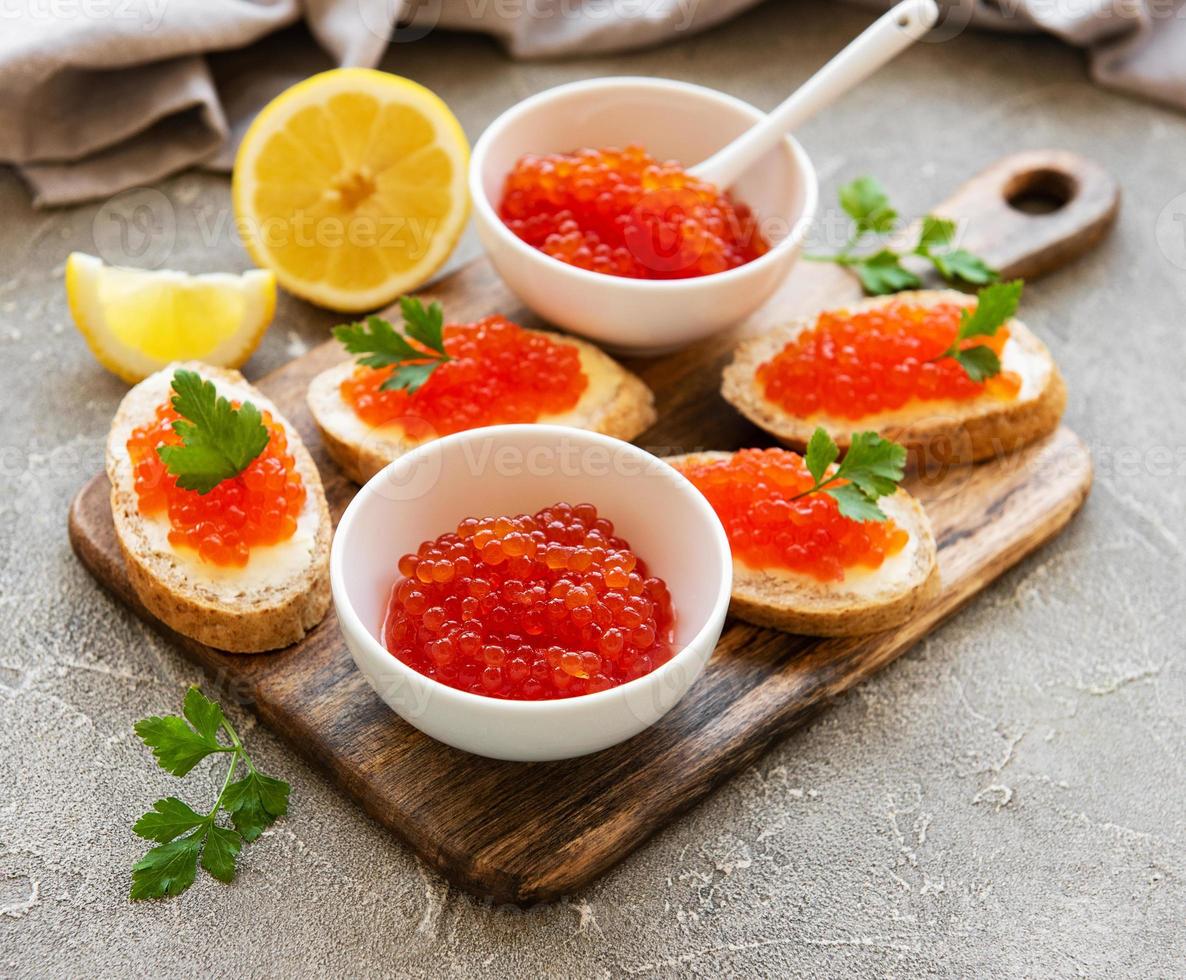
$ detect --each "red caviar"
[383,502,676,700]
[127,402,306,567]
[757,299,1022,420]
[675,449,909,582]
[341,316,587,434]
[498,145,769,280]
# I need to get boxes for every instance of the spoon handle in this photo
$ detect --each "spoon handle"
[689,0,939,189]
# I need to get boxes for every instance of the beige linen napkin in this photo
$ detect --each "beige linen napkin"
[420,0,760,58]
[2,0,1183,207]
[1,0,761,206]
[852,0,1186,111]
[1,0,394,206]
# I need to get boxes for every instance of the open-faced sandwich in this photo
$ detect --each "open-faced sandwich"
[107,362,331,652]
[668,429,939,636]
[722,281,1065,464]
[308,297,657,484]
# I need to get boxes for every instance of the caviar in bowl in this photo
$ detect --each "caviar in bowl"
[383,501,680,700]
[469,76,818,355]
[498,144,770,281]
[330,425,732,761]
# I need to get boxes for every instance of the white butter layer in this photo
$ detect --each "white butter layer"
[139,502,319,600]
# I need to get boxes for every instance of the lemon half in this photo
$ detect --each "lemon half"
[231,68,470,313]
[66,253,276,383]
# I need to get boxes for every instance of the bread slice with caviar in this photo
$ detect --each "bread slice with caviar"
[107,362,331,653]
[667,435,939,637]
[722,283,1065,464]
[307,298,657,485]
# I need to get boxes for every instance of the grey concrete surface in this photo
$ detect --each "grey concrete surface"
[2,2,1184,976]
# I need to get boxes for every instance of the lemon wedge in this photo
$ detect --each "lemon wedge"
[66,252,276,383]
[231,68,470,313]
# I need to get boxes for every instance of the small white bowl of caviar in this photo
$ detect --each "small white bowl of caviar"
[330,424,732,761]
[469,76,818,355]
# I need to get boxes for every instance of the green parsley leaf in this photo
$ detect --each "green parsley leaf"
[133,797,207,843]
[808,178,997,297]
[852,249,922,295]
[223,770,290,843]
[130,830,204,900]
[825,483,889,523]
[199,825,242,883]
[333,315,423,368]
[804,427,838,486]
[182,687,224,742]
[383,362,439,394]
[954,345,1002,383]
[793,428,907,523]
[399,296,447,354]
[916,215,955,251]
[156,370,270,494]
[839,176,897,234]
[913,216,999,286]
[333,297,451,395]
[931,248,997,286]
[133,713,222,777]
[129,688,290,900]
[131,822,243,897]
[835,430,907,500]
[957,279,1023,342]
[928,281,1023,383]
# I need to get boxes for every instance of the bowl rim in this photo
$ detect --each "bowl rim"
[468,75,819,293]
[330,423,734,717]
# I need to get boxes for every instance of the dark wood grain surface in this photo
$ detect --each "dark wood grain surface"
[68,152,1109,905]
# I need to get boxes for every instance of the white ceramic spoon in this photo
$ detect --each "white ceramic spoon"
[689,0,940,189]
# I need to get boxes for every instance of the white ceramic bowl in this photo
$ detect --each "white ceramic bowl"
[330,425,732,761]
[469,76,818,356]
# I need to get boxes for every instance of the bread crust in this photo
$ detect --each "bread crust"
[308,329,657,485]
[667,451,940,637]
[721,289,1066,465]
[106,362,331,653]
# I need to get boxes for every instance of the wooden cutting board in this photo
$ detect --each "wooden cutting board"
[69,150,1116,905]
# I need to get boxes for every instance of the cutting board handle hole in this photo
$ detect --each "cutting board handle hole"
[1004,168,1076,215]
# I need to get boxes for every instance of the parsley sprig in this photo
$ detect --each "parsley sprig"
[157,370,269,494]
[333,296,452,394]
[930,280,1023,382]
[130,687,290,901]
[796,427,908,522]
[808,176,998,295]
